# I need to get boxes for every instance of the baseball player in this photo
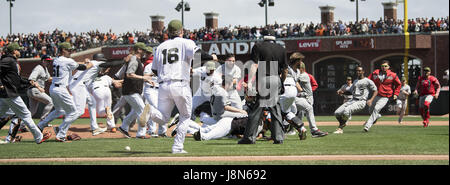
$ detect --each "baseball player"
[364,60,401,132]
[27,55,54,121]
[413,67,441,127]
[0,42,51,144]
[91,69,123,131]
[37,42,93,142]
[116,42,153,139]
[144,20,201,154]
[334,66,378,134]
[142,46,167,137]
[192,75,247,140]
[190,60,220,121]
[214,54,243,109]
[396,77,411,124]
[278,52,307,140]
[294,61,328,137]
[337,77,354,103]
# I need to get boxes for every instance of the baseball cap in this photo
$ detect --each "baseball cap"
[347,76,352,80]
[41,54,53,62]
[423,67,431,72]
[134,42,147,50]
[144,46,153,53]
[58,42,72,50]
[6,42,23,52]
[401,77,407,81]
[168,20,183,34]
[205,61,216,71]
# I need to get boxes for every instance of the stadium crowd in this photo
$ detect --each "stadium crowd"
[1,16,448,58]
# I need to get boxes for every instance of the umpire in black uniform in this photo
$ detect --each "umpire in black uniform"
[238,32,287,144]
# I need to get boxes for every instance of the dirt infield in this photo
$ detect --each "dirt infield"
[0,155,448,163]
[9,121,450,140]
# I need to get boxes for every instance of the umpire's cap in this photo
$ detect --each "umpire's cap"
[423,67,431,72]
[93,53,107,61]
[168,20,183,34]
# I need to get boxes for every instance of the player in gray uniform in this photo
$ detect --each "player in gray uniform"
[294,62,328,137]
[334,66,378,134]
[193,76,247,141]
[337,76,354,103]
[396,77,411,124]
[27,55,53,121]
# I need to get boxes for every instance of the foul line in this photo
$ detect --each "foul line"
[0,155,448,163]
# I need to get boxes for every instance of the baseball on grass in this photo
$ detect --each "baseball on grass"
[125,146,131,151]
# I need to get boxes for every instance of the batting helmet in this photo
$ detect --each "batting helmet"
[93,53,107,61]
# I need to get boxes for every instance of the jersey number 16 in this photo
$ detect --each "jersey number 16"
[162,48,179,65]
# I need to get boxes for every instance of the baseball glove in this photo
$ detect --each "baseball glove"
[67,133,82,141]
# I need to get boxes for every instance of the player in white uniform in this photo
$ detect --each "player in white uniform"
[142,46,167,137]
[214,54,243,109]
[396,77,411,124]
[333,66,378,134]
[37,42,93,142]
[193,76,247,141]
[91,69,123,131]
[143,20,200,154]
[190,60,220,121]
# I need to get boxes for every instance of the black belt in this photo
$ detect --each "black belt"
[159,79,185,84]
[54,84,61,87]
[150,86,159,89]
[284,84,295,86]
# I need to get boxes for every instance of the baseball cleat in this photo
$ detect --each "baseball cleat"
[168,113,180,128]
[363,127,369,132]
[110,127,117,133]
[333,128,344,134]
[138,104,151,127]
[55,137,67,142]
[92,127,107,136]
[0,140,7,144]
[298,129,307,140]
[311,129,328,138]
[423,120,429,127]
[118,127,131,138]
[37,132,52,144]
[172,149,188,154]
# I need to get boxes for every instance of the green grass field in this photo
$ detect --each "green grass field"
[0,116,448,165]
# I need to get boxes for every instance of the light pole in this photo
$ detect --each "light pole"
[350,0,366,23]
[7,0,15,35]
[175,0,190,26]
[258,0,274,26]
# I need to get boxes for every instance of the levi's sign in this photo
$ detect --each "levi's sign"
[298,39,321,51]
